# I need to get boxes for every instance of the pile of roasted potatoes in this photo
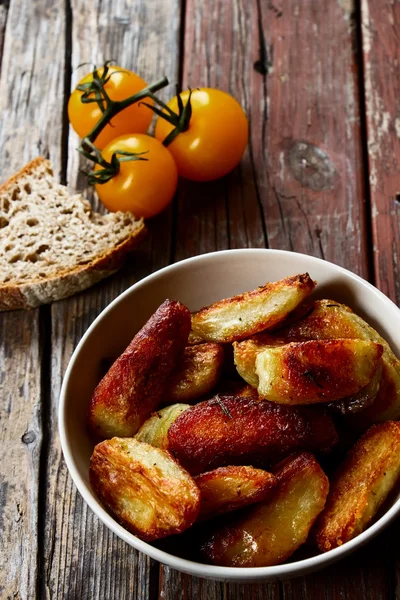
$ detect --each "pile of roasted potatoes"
[88,273,400,567]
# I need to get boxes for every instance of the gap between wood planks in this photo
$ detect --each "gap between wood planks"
[354,0,375,286]
[36,1,71,597]
[169,0,189,266]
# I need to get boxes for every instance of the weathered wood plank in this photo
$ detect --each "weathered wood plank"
[251,0,369,275]
[0,0,66,597]
[175,0,370,278]
[0,311,42,600]
[361,0,400,304]
[282,527,394,600]
[43,1,181,598]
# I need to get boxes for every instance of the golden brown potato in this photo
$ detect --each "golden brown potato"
[187,330,206,345]
[201,452,329,567]
[276,299,400,422]
[327,365,382,415]
[135,404,191,449]
[314,421,400,551]
[88,299,191,439]
[195,465,276,520]
[195,466,276,521]
[256,339,383,405]
[233,333,285,388]
[89,438,200,542]
[165,343,224,403]
[190,273,316,344]
[168,395,338,475]
[269,298,315,330]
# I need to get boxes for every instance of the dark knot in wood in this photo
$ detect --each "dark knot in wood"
[21,431,36,444]
[288,142,337,191]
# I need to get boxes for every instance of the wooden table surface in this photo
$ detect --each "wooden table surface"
[1,0,400,598]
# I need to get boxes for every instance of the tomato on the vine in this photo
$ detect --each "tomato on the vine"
[93,134,178,218]
[154,88,248,182]
[68,65,154,149]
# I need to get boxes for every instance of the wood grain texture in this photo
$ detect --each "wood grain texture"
[0,0,66,179]
[361,0,400,304]
[42,1,181,598]
[175,0,369,280]
[159,571,282,600]
[0,0,66,597]
[0,311,42,599]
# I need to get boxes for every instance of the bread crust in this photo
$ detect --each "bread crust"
[0,157,146,310]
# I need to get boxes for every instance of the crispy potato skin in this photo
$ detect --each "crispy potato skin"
[135,404,191,449]
[89,438,200,542]
[195,466,276,520]
[168,396,338,475]
[89,299,191,439]
[191,273,316,343]
[277,300,400,421]
[256,339,383,405]
[314,421,400,551]
[165,343,224,403]
[201,452,329,567]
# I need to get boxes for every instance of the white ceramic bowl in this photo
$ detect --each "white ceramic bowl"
[59,249,400,582]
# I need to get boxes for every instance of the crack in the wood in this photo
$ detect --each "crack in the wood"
[315,226,326,260]
[36,305,52,600]
[354,0,375,285]
[295,196,314,249]
[247,123,269,249]
[60,0,73,185]
[169,0,187,267]
[0,0,10,81]
[268,180,296,251]
[254,0,271,75]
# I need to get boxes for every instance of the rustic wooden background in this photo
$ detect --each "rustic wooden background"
[1,0,400,598]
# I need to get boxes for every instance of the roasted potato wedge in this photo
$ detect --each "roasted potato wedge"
[190,273,316,343]
[168,395,338,475]
[314,421,400,551]
[201,452,329,567]
[89,438,200,542]
[233,333,285,388]
[89,300,191,439]
[195,466,276,520]
[135,404,191,449]
[276,299,400,422]
[255,339,383,405]
[165,343,224,403]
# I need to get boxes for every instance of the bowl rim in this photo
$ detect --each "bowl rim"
[59,248,400,581]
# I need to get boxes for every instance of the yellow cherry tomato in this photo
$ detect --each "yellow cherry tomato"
[94,134,178,218]
[68,65,154,149]
[154,88,248,181]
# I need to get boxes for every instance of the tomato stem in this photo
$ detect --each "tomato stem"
[79,138,149,185]
[80,75,169,148]
[140,85,195,146]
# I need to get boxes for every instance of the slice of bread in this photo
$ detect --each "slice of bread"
[0,157,145,311]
